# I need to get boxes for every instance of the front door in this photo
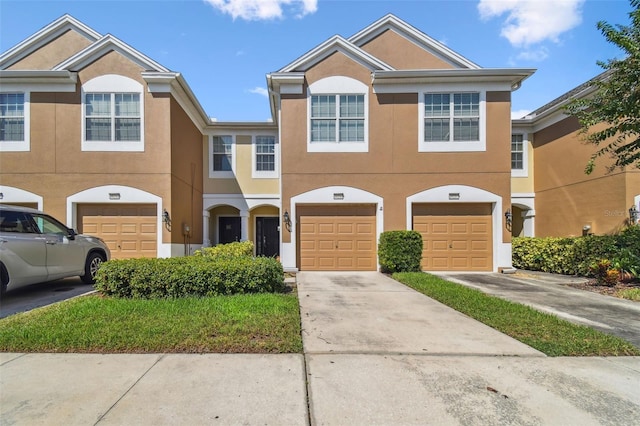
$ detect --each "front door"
[218,217,241,244]
[256,217,279,257]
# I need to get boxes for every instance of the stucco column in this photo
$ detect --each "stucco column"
[203,210,211,247]
[522,209,535,237]
[240,210,249,241]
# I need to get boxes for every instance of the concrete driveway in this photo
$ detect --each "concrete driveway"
[298,271,640,425]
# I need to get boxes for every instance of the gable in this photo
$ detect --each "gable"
[304,51,376,86]
[6,30,94,71]
[359,29,456,70]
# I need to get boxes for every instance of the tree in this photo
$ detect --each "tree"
[565,0,640,174]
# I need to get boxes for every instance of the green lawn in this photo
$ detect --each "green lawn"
[393,272,640,357]
[0,294,302,353]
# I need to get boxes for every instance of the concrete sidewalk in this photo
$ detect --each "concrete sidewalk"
[1,271,640,425]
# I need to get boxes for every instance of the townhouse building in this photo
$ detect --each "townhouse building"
[1,14,637,272]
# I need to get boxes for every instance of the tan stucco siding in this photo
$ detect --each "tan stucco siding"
[511,141,534,193]
[170,97,204,244]
[533,116,637,236]
[358,29,456,70]
[7,30,94,70]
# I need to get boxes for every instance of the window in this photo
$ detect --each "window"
[511,133,528,177]
[311,94,364,143]
[253,135,278,178]
[82,75,144,152]
[511,134,524,170]
[419,90,485,152]
[0,92,29,151]
[85,93,140,142]
[424,93,479,142]
[210,135,234,176]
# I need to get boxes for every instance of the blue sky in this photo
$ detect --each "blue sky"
[0,0,633,121]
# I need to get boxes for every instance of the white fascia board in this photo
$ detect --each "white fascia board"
[53,35,170,72]
[0,70,78,91]
[349,14,480,70]
[279,35,393,73]
[372,68,535,93]
[0,14,102,69]
[267,72,305,95]
[142,72,210,131]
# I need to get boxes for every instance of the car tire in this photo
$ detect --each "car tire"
[81,252,105,284]
[0,262,8,298]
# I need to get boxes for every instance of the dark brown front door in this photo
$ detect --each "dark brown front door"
[219,217,241,244]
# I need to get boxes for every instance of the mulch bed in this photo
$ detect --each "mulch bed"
[566,279,640,299]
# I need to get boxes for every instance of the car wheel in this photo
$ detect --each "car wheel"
[0,262,8,298]
[81,252,105,284]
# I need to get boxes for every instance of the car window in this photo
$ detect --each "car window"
[0,210,38,234]
[31,214,69,235]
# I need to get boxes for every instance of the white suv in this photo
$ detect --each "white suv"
[0,205,110,296]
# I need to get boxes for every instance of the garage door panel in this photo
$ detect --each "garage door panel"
[414,203,492,272]
[78,204,157,259]
[299,209,376,271]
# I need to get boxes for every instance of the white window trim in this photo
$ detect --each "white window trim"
[511,133,529,178]
[418,86,486,152]
[208,134,236,178]
[81,74,144,152]
[307,76,369,153]
[0,91,30,152]
[252,134,279,179]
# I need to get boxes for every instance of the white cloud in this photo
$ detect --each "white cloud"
[511,109,532,119]
[204,0,317,21]
[249,87,269,97]
[478,0,584,47]
[516,46,549,62]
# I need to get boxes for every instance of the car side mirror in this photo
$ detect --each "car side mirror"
[67,228,77,240]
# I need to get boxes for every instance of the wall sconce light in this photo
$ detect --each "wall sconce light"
[162,209,172,231]
[630,205,639,225]
[505,209,513,227]
[283,210,292,232]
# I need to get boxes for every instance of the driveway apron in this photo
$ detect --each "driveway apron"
[297,271,541,356]
[298,271,640,426]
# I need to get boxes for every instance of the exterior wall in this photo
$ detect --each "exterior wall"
[7,30,94,70]
[358,29,456,70]
[170,97,204,248]
[511,141,534,193]
[533,116,635,236]
[279,51,513,270]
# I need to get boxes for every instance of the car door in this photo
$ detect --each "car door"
[0,210,48,287]
[30,213,85,280]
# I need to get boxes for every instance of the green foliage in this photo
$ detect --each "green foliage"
[378,230,423,273]
[193,241,254,258]
[589,259,620,286]
[94,254,285,299]
[617,288,640,301]
[513,227,639,277]
[612,248,640,276]
[564,0,640,173]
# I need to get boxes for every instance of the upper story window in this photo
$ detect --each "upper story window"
[511,133,528,177]
[419,89,486,152]
[0,92,29,152]
[311,95,365,143]
[253,135,278,178]
[82,75,144,152]
[307,76,369,153]
[209,135,235,178]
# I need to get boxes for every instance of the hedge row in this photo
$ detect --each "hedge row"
[95,244,285,299]
[512,226,640,276]
[378,230,423,273]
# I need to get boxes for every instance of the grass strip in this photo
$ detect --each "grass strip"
[0,294,302,354]
[393,272,640,357]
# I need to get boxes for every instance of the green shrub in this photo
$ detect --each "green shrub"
[512,226,640,277]
[193,241,254,258]
[378,230,423,273]
[94,254,285,299]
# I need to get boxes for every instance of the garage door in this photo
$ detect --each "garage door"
[413,203,492,271]
[298,205,376,271]
[78,204,157,259]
